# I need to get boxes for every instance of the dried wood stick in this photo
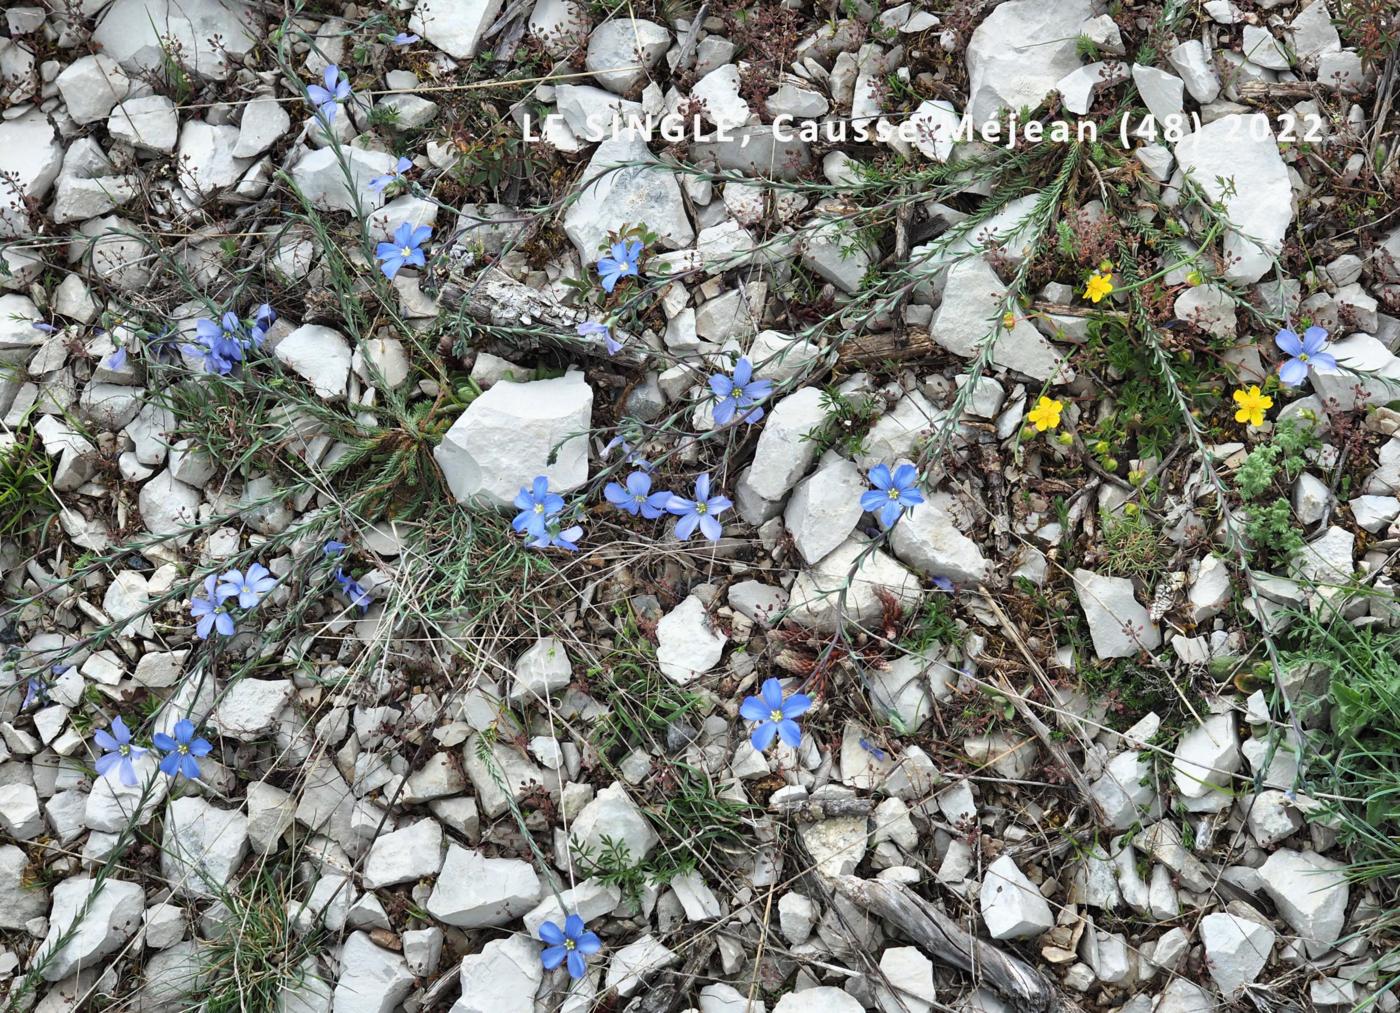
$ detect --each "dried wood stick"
[833,877,1079,1013]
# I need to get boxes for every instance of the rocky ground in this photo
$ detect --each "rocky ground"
[2,0,1400,1011]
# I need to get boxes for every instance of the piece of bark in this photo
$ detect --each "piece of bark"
[833,876,1077,1012]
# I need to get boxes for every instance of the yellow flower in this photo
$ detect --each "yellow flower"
[1083,273,1114,303]
[1232,385,1274,427]
[1001,311,1017,329]
[1026,396,1063,432]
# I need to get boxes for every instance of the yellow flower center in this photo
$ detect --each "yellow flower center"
[400,246,412,257]
[534,503,544,514]
[1298,353,1309,362]
[770,709,783,723]
[565,939,576,950]
[177,744,189,756]
[695,502,707,514]
[887,488,900,500]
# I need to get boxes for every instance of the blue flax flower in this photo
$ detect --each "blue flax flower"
[513,476,565,539]
[391,32,419,45]
[577,319,621,356]
[190,575,236,639]
[248,304,276,346]
[154,719,212,780]
[189,312,248,375]
[105,346,128,370]
[376,222,431,279]
[334,569,373,612]
[539,914,602,979]
[526,520,584,552]
[369,156,414,193]
[323,540,349,557]
[709,357,773,425]
[860,463,923,529]
[596,240,642,293]
[23,675,49,711]
[667,473,732,541]
[1275,325,1335,387]
[605,471,672,519]
[740,677,812,751]
[94,716,147,787]
[306,64,351,123]
[217,563,278,609]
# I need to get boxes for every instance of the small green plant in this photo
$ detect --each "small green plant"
[1099,509,1168,579]
[1234,442,1280,500]
[0,430,57,538]
[1243,498,1304,560]
[803,387,882,457]
[903,594,965,652]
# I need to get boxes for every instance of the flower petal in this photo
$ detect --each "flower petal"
[740,696,769,721]
[781,693,812,719]
[777,719,803,748]
[566,950,587,979]
[1278,358,1308,387]
[750,721,779,752]
[538,921,565,945]
[1302,326,1329,353]
[1274,328,1302,355]
[760,678,785,710]
[576,931,601,955]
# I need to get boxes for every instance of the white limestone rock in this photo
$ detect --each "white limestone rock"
[563,130,694,259]
[138,470,202,543]
[363,818,444,888]
[289,147,399,215]
[161,796,250,899]
[176,121,254,203]
[799,816,868,877]
[1089,750,1162,829]
[463,734,544,818]
[94,0,258,79]
[786,457,866,565]
[510,637,573,702]
[1172,712,1240,799]
[586,19,670,95]
[452,934,542,1013]
[433,373,592,508]
[692,64,751,131]
[742,386,827,501]
[411,0,504,59]
[606,934,679,996]
[789,537,924,632]
[212,679,294,740]
[656,594,727,686]
[1072,568,1161,658]
[0,844,48,929]
[334,931,415,1013]
[772,988,861,1013]
[1175,114,1292,284]
[57,54,130,124]
[570,781,658,865]
[965,0,1096,124]
[931,257,1072,382]
[0,112,64,237]
[274,324,353,400]
[234,96,292,157]
[889,492,990,586]
[426,845,542,926]
[979,855,1053,941]
[35,876,145,981]
[1200,912,1275,996]
[1258,848,1349,957]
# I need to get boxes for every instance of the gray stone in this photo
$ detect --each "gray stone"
[274,324,352,400]
[161,796,249,899]
[1258,848,1348,956]
[889,492,990,586]
[334,932,415,1013]
[1200,912,1274,996]
[57,54,130,125]
[979,855,1053,940]
[433,373,592,508]
[586,20,669,94]
[789,537,923,632]
[656,595,726,686]
[965,0,1095,124]
[426,845,541,927]
[0,112,64,238]
[563,131,693,259]
[570,781,658,866]
[452,934,542,1013]
[35,876,145,981]
[931,257,1072,381]
[410,0,503,59]
[1072,568,1161,658]
[363,818,443,888]
[786,457,866,565]
[93,0,258,80]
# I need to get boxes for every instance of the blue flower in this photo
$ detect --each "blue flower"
[513,475,565,539]
[248,304,276,346]
[323,540,349,557]
[666,473,732,541]
[334,569,373,612]
[860,463,923,529]
[22,675,49,711]
[369,156,414,193]
[578,319,621,356]
[391,32,420,45]
[188,311,248,375]
[306,64,351,123]
[153,719,212,781]
[190,574,236,639]
[740,677,812,751]
[32,321,58,334]
[605,471,671,519]
[217,563,277,609]
[931,575,955,593]
[596,240,642,293]
[526,520,584,552]
[375,222,431,279]
[709,357,773,425]
[94,716,147,787]
[105,347,128,370]
[539,914,602,979]
[1275,325,1335,388]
